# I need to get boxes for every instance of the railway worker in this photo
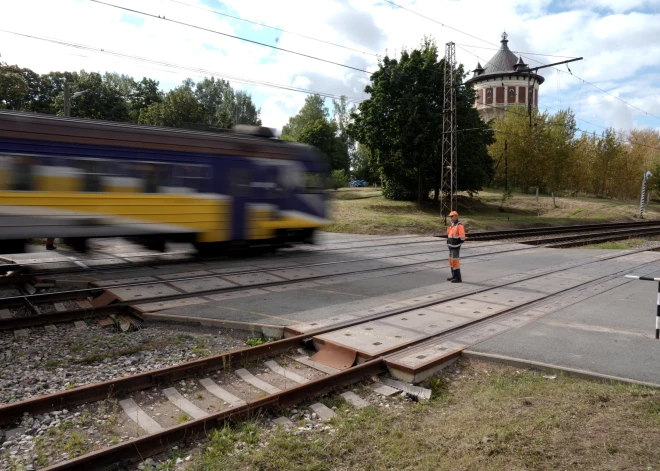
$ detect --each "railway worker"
[446,211,466,283]
[46,238,56,250]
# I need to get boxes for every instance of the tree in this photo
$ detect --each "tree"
[51,71,130,121]
[349,38,493,203]
[281,94,329,141]
[352,143,376,182]
[0,64,54,113]
[41,70,78,114]
[332,96,355,173]
[129,77,163,122]
[0,63,29,110]
[138,82,204,127]
[191,77,262,128]
[297,119,347,170]
[282,94,348,171]
[330,169,349,190]
[195,77,231,127]
[455,80,495,198]
[234,90,262,126]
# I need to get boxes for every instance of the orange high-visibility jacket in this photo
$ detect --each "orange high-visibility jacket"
[447,222,466,248]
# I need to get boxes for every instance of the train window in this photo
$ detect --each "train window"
[77,159,104,192]
[0,156,10,190]
[230,168,252,198]
[144,164,163,193]
[12,155,35,191]
[177,165,207,192]
[124,162,165,193]
[277,162,303,191]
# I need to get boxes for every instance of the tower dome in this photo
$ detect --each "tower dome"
[466,32,544,121]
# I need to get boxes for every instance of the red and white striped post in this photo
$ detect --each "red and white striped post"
[625,275,660,339]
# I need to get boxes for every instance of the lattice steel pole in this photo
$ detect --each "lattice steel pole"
[640,170,652,219]
[440,41,457,224]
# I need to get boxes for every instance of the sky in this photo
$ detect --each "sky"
[2,0,660,137]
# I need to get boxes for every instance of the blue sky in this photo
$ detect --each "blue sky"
[3,0,660,137]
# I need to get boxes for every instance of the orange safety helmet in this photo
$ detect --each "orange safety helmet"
[449,211,459,217]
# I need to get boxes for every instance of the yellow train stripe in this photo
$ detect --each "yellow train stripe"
[0,192,230,243]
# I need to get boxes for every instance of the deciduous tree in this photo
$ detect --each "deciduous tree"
[138,82,204,127]
[349,38,493,203]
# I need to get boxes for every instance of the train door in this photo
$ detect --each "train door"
[228,163,253,240]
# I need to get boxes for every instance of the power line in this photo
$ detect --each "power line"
[166,0,380,58]
[88,0,371,74]
[385,0,660,123]
[381,0,496,48]
[0,30,366,104]
[456,43,579,60]
[476,101,660,152]
[455,45,609,133]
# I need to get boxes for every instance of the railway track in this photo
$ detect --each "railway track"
[0,236,442,282]
[4,221,660,332]
[460,220,660,242]
[0,242,535,331]
[1,247,657,470]
[9,219,652,282]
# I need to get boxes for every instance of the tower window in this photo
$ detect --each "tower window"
[496,87,504,104]
[507,87,516,104]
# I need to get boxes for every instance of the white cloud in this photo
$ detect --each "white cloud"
[2,0,659,134]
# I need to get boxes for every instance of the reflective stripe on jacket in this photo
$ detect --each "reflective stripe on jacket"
[446,222,466,248]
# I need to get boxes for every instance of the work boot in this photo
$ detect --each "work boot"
[451,269,462,283]
[46,244,56,251]
[447,269,455,281]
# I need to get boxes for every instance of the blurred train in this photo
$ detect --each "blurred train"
[0,110,330,255]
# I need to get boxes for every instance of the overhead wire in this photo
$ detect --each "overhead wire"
[455,43,579,60]
[384,0,660,123]
[165,0,380,58]
[88,0,372,74]
[0,30,366,104]
[455,44,611,133]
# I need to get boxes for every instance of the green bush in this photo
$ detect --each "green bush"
[330,169,349,190]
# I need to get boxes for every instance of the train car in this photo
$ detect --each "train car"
[0,110,330,254]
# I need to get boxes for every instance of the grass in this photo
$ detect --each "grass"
[31,426,94,466]
[177,413,192,424]
[246,336,264,347]
[245,336,276,347]
[191,360,660,471]
[324,188,660,235]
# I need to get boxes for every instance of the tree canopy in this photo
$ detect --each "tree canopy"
[0,63,261,130]
[281,94,350,171]
[348,39,494,203]
[488,106,660,200]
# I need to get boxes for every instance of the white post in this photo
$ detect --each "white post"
[640,171,653,219]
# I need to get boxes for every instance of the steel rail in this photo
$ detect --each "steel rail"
[523,226,660,246]
[0,244,649,424]
[40,359,386,471]
[30,250,660,471]
[0,243,533,309]
[453,220,660,240]
[0,244,536,331]
[0,237,440,277]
